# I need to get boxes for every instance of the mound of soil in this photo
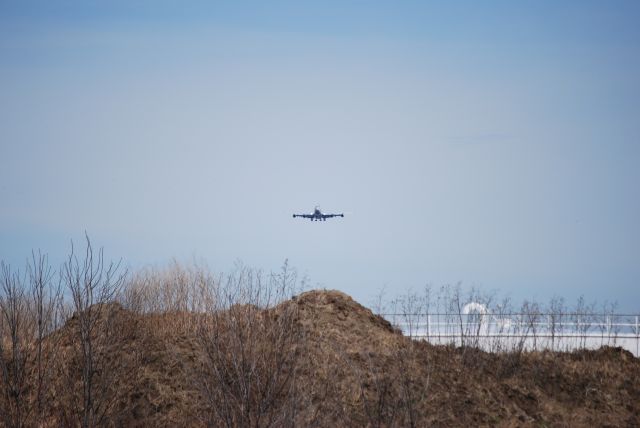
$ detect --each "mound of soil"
[42,290,640,427]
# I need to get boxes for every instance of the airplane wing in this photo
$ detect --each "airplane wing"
[293,214,313,218]
[321,213,344,219]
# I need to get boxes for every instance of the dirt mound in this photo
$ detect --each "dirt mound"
[293,289,399,349]
[30,290,640,426]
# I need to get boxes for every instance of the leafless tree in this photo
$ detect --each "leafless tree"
[525,300,541,351]
[28,251,63,423]
[196,261,304,428]
[393,289,427,340]
[596,301,611,347]
[466,287,493,350]
[371,285,388,316]
[60,235,127,428]
[574,296,596,350]
[0,251,64,427]
[0,262,33,428]
[489,296,512,353]
[607,304,620,346]
[547,296,565,351]
[514,300,539,354]
[422,284,433,341]
[447,284,466,347]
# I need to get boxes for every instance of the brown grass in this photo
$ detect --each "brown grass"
[2,279,639,427]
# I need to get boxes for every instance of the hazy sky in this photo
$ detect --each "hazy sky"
[1,1,639,310]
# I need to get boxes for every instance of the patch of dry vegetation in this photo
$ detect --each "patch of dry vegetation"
[1,242,639,427]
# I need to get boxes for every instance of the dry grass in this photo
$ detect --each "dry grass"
[1,255,639,427]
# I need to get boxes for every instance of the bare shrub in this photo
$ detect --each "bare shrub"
[120,261,216,315]
[196,261,304,428]
[395,344,427,428]
[489,296,513,353]
[547,296,565,352]
[464,287,493,351]
[59,235,128,428]
[449,284,466,348]
[353,342,428,428]
[359,288,433,427]
[573,296,595,349]
[391,289,427,340]
[0,262,33,428]
[521,300,541,352]
[28,251,63,423]
[356,351,400,428]
[0,252,63,428]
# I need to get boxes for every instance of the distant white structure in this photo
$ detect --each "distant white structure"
[462,302,487,315]
[384,308,640,357]
[462,302,489,335]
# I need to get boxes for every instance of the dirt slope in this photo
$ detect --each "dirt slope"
[43,290,640,427]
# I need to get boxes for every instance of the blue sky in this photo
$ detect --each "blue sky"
[1,1,639,310]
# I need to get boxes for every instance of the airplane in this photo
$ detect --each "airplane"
[293,206,344,221]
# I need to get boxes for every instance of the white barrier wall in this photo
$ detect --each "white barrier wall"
[382,313,640,357]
